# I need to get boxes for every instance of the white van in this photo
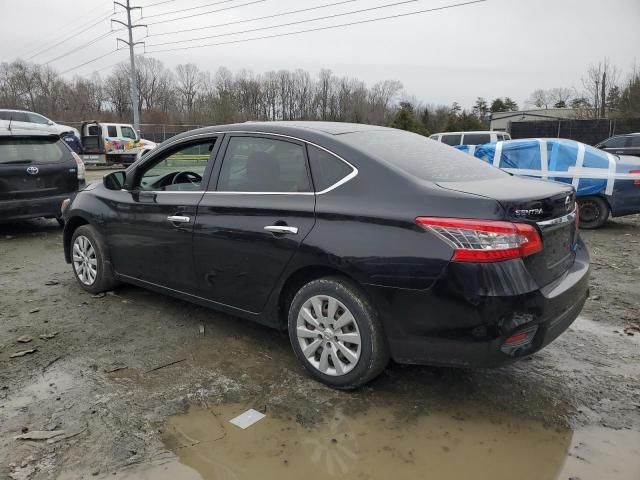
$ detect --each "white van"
[430,131,511,146]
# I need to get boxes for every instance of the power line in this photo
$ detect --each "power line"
[146,0,266,25]
[59,50,119,75]
[146,0,357,38]
[145,0,487,53]
[14,7,114,60]
[142,0,237,19]
[26,12,116,61]
[146,0,425,47]
[42,29,123,66]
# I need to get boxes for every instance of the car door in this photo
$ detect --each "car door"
[9,112,35,132]
[193,133,316,313]
[106,135,220,292]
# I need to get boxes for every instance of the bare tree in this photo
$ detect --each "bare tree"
[582,58,619,118]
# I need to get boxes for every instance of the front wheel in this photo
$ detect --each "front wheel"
[70,225,118,293]
[288,276,389,389]
[577,196,610,229]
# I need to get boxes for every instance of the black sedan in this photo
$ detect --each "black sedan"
[61,122,589,389]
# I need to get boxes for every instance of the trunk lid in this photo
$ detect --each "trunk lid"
[0,136,78,201]
[437,176,577,286]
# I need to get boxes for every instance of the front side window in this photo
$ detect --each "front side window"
[121,126,137,139]
[107,126,118,137]
[441,134,462,146]
[308,144,354,192]
[601,136,628,148]
[138,140,215,192]
[27,113,50,124]
[217,137,311,193]
[630,136,640,147]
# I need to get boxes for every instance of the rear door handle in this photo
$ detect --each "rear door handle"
[264,225,298,235]
[167,215,191,223]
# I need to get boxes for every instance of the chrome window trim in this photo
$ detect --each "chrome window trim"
[146,130,358,196]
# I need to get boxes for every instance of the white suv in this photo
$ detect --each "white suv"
[430,131,511,146]
[0,109,80,139]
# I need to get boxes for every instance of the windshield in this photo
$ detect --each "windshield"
[341,129,508,182]
[0,137,67,164]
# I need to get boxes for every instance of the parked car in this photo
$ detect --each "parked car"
[61,122,589,389]
[79,121,156,166]
[0,109,80,139]
[456,138,640,229]
[430,131,511,146]
[596,132,640,157]
[1,125,85,225]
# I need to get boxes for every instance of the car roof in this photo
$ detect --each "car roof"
[0,120,59,138]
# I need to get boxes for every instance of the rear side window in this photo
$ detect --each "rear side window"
[217,137,311,193]
[496,134,504,141]
[628,136,640,147]
[107,126,117,137]
[441,134,462,146]
[11,112,29,122]
[602,136,628,148]
[341,130,507,182]
[0,111,12,120]
[308,144,353,192]
[462,133,490,145]
[0,138,67,164]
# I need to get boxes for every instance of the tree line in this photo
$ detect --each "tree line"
[1,56,638,138]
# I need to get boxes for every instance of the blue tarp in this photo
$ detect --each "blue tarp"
[456,138,616,197]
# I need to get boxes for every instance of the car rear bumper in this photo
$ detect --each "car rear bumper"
[365,239,590,368]
[0,193,72,223]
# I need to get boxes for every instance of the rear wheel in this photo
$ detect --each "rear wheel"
[71,225,118,293]
[288,277,389,389]
[577,196,610,229]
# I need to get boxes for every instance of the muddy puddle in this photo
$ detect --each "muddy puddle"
[112,403,640,480]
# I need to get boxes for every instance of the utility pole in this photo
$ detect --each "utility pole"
[113,1,145,133]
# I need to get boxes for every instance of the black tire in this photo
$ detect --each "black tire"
[577,196,610,229]
[70,224,118,294]
[288,276,389,389]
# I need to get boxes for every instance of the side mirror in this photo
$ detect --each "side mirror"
[47,120,54,126]
[104,171,126,190]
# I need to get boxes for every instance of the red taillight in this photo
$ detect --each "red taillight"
[630,170,640,186]
[415,217,543,263]
[71,151,85,181]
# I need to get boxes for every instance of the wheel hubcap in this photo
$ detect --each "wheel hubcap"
[72,235,98,285]
[296,295,362,376]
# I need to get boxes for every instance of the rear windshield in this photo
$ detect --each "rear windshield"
[341,130,508,182]
[0,137,68,165]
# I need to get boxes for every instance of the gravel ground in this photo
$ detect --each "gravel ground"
[0,213,639,480]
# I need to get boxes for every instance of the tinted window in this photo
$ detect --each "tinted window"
[429,135,438,140]
[440,134,462,146]
[121,126,137,139]
[107,126,118,137]
[504,133,512,140]
[27,113,50,124]
[601,136,628,148]
[496,134,504,141]
[0,111,11,120]
[629,136,640,147]
[308,144,353,192]
[341,130,507,182]
[87,125,100,136]
[217,137,310,193]
[139,140,214,192]
[0,138,67,164]
[462,133,490,145]
[12,112,29,122]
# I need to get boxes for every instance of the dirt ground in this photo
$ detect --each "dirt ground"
[1,203,639,479]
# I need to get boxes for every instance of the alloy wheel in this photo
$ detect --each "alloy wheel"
[579,199,599,223]
[72,235,98,285]
[296,295,362,376]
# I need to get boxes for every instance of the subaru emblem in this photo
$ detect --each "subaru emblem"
[26,166,39,175]
[565,195,571,212]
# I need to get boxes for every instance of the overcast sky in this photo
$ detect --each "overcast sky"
[2,0,639,109]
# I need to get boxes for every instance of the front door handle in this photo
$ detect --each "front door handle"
[167,215,191,223]
[264,225,298,235]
